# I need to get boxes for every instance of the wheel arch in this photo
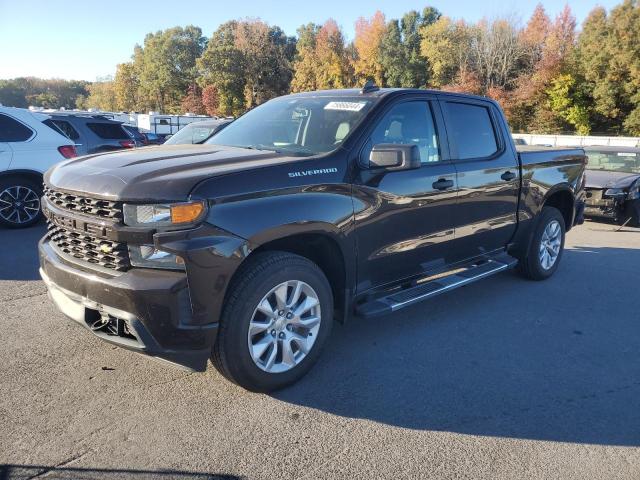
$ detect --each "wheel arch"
[0,169,44,186]
[234,229,353,323]
[543,186,575,231]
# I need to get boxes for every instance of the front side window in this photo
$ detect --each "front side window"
[0,114,33,142]
[586,151,640,174]
[445,102,498,160]
[364,101,440,164]
[207,96,376,157]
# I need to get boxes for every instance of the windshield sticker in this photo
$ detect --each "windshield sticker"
[324,101,366,112]
[617,152,638,157]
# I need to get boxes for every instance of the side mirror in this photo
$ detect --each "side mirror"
[369,144,420,171]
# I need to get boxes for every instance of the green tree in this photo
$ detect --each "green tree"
[577,1,640,134]
[380,20,406,87]
[133,26,206,113]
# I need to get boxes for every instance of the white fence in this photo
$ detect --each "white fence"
[512,133,640,148]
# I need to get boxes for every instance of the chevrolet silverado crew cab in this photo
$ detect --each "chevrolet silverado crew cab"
[39,85,586,392]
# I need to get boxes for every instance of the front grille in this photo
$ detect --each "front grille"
[43,186,123,221]
[47,222,131,272]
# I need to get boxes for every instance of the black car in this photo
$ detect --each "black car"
[583,146,640,226]
[50,114,135,155]
[39,86,586,391]
[164,119,232,145]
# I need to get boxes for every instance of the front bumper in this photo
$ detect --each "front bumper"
[39,226,246,371]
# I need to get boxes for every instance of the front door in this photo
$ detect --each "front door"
[352,99,458,293]
[440,99,520,262]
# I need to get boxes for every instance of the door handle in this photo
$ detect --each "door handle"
[501,171,516,181]
[432,178,454,190]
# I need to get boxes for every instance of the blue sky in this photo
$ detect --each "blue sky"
[0,0,620,81]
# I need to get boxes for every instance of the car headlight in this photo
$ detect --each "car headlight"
[128,245,185,270]
[123,201,206,227]
[604,187,626,198]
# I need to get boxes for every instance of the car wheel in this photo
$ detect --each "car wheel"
[212,251,333,392]
[622,200,640,228]
[517,206,566,281]
[0,177,43,228]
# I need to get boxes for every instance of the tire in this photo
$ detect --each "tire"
[517,206,566,281]
[212,251,333,392]
[621,200,640,228]
[0,176,43,228]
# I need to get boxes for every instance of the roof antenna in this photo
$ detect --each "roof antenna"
[360,79,380,94]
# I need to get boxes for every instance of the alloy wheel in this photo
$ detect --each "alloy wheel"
[247,280,321,373]
[539,219,562,270]
[0,185,41,225]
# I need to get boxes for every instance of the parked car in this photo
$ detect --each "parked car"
[143,132,165,145]
[513,137,527,145]
[49,114,135,155]
[164,119,232,145]
[0,106,77,228]
[583,145,640,226]
[122,125,148,147]
[39,86,586,391]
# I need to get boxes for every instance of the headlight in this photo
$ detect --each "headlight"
[123,201,206,227]
[604,188,626,198]
[128,245,185,270]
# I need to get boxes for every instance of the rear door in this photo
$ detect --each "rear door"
[440,98,520,261]
[352,96,458,292]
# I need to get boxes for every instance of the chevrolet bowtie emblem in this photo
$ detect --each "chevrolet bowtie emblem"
[99,244,113,254]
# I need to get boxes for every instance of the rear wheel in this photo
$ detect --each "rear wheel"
[517,206,566,280]
[212,252,333,392]
[0,177,43,228]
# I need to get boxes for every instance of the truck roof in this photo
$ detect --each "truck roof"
[281,87,495,104]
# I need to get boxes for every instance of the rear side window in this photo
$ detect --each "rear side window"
[0,114,33,142]
[445,102,498,160]
[51,120,80,140]
[87,122,128,140]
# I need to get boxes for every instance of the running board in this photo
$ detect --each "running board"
[356,253,518,318]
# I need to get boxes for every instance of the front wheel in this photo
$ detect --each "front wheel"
[212,252,333,392]
[517,206,566,280]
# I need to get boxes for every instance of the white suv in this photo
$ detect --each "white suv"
[0,106,77,228]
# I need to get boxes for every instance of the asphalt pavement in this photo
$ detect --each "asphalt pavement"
[1,220,639,479]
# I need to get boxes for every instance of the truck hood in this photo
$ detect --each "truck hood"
[45,144,301,201]
[585,169,640,189]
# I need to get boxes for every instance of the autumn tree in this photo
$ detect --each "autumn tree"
[420,17,473,88]
[354,11,387,85]
[114,62,139,111]
[199,20,295,115]
[291,20,352,92]
[201,84,220,116]
[84,77,118,111]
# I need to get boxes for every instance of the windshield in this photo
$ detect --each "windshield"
[165,123,221,145]
[206,96,375,156]
[586,150,640,174]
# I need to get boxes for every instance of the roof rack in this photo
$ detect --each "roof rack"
[360,80,380,94]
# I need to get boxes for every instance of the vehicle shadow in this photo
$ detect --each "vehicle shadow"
[0,223,45,280]
[0,464,242,480]
[275,245,640,446]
